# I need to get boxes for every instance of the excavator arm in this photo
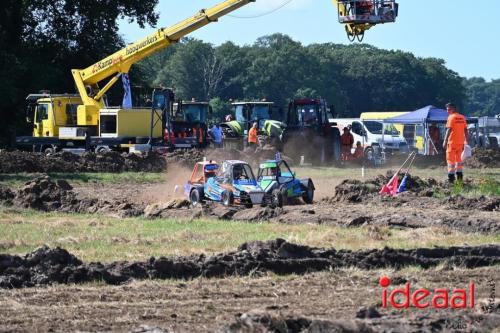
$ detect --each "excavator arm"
[71,0,255,126]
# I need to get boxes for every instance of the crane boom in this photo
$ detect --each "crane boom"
[18,0,399,152]
[71,0,255,125]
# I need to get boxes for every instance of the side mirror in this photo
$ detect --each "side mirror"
[26,117,32,124]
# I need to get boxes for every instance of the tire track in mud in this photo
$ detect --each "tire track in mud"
[1,239,499,289]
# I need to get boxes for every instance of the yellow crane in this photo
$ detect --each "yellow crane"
[17,0,398,154]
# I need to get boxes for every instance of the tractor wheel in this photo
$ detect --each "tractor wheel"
[189,188,202,207]
[96,146,111,154]
[271,189,284,208]
[221,190,234,207]
[43,146,55,155]
[302,180,314,204]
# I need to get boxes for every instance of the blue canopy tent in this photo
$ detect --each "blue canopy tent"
[383,105,478,154]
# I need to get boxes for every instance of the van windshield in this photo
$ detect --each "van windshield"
[364,121,400,135]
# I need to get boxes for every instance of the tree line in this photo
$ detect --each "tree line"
[0,1,498,146]
[135,34,499,121]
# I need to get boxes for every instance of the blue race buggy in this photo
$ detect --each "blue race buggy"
[187,160,266,208]
[257,159,314,207]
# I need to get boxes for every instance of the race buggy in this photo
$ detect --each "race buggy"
[186,160,266,208]
[184,160,220,205]
[257,159,315,207]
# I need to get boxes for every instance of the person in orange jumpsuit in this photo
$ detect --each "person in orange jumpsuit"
[340,127,354,162]
[248,122,258,151]
[353,141,364,159]
[443,103,468,183]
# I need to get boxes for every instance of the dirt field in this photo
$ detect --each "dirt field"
[1,268,498,332]
[0,151,499,332]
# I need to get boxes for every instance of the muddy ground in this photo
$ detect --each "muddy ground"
[0,150,167,173]
[1,147,497,174]
[0,267,498,332]
[1,173,498,235]
[0,150,499,332]
[2,239,499,288]
[0,147,285,174]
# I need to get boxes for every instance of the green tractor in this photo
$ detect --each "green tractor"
[221,101,285,150]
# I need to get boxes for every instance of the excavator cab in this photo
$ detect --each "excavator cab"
[336,0,398,42]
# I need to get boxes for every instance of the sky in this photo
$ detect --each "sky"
[119,0,500,80]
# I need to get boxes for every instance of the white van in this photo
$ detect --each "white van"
[330,118,408,158]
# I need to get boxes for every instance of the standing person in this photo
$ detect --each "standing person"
[340,127,354,162]
[209,123,223,148]
[429,124,440,155]
[443,103,468,183]
[353,141,364,159]
[248,122,258,151]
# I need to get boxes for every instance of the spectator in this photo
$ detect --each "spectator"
[209,123,223,148]
[248,122,258,151]
[353,141,364,159]
[340,127,354,162]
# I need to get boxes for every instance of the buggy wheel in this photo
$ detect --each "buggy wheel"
[189,188,202,206]
[271,189,284,208]
[302,180,314,204]
[279,187,288,206]
[221,190,234,207]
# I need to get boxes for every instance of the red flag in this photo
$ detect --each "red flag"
[379,175,399,197]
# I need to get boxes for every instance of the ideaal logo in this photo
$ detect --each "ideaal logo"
[379,276,475,309]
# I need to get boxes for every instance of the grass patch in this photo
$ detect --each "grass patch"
[432,177,500,198]
[296,166,500,182]
[0,209,498,262]
[0,172,165,187]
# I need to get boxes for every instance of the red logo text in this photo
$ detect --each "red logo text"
[380,276,475,309]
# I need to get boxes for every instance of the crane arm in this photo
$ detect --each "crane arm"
[72,0,255,114]
[71,0,397,125]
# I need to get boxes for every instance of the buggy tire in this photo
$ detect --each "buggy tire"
[189,188,202,206]
[279,187,288,206]
[271,189,284,208]
[222,190,234,207]
[302,180,314,204]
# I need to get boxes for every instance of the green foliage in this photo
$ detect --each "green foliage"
[463,78,500,116]
[0,0,159,146]
[209,97,232,124]
[137,34,473,118]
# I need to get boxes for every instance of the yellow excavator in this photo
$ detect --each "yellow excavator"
[16,0,398,154]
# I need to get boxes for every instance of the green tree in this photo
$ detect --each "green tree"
[0,0,159,145]
[463,78,500,116]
